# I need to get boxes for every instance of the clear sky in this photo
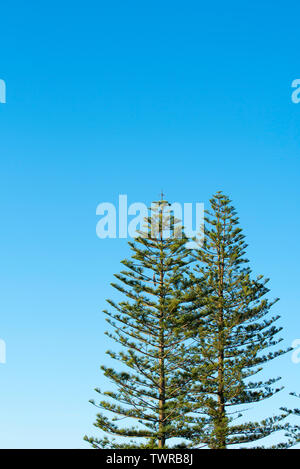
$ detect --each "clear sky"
[0,1,300,448]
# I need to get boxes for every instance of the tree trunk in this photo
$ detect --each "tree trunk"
[216,212,226,449]
[158,207,166,449]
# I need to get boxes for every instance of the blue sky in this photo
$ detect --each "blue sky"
[0,1,300,448]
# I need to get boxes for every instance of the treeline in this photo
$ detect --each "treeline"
[84,192,299,449]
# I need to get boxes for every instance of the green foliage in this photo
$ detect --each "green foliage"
[85,192,292,449]
[186,192,291,448]
[85,199,201,448]
[281,393,300,446]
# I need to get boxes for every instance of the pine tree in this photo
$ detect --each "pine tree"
[84,198,200,448]
[290,393,300,444]
[187,192,290,449]
[281,393,300,446]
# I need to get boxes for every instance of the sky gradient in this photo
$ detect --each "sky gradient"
[0,1,300,448]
